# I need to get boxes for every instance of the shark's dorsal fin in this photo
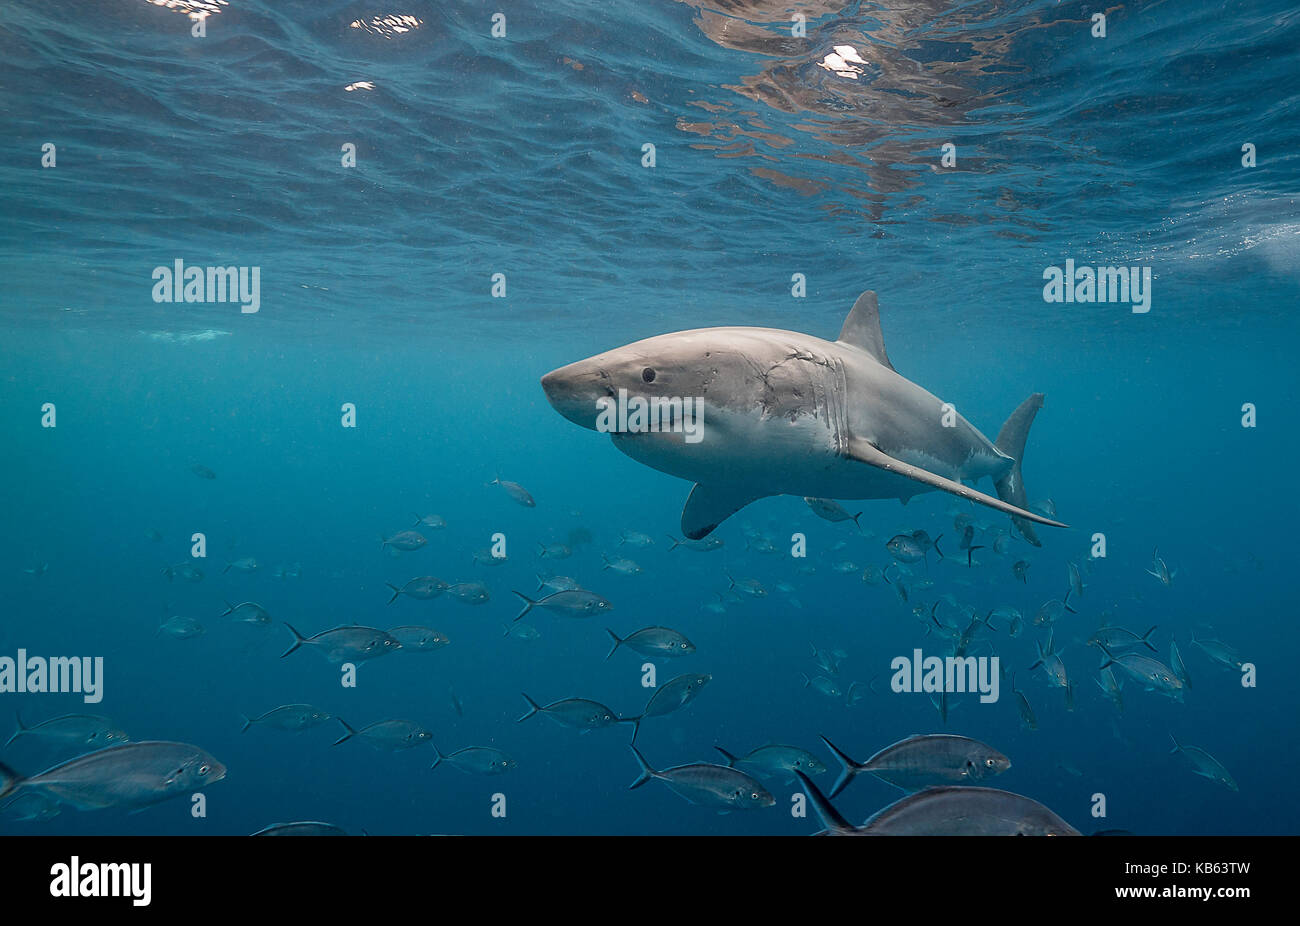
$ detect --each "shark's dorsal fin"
[681,484,765,539]
[837,291,895,371]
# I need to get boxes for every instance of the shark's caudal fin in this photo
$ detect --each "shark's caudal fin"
[836,291,896,372]
[793,770,860,836]
[681,483,765,540]
[993,393,1047,547]
[844,438,1067,532]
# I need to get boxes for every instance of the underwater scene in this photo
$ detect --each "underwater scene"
[1,0,1297,843]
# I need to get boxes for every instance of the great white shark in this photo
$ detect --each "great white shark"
[540,291,1067,543]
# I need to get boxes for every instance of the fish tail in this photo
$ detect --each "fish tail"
[628,746,656,789]
[4,711,25,748]
[665,534,681,550]
[429,745,443,770]
[851,512,863,533]
[819,735,862,799]
[332,718,357,746]
[1142,626,1159,652]
[1168,733,1182,755]
[967,545,983,567]
[713,746,738,767]
[800,672,811,688]
[1063,590,1078,614]
[517,693,542,723]
[604,629,623,661]
[933,534,945,560]
[726,573,736,589]
[511,591,535,622]
[0,761,22,801]
[221,600,235,617]
[239,714,252,734]
[620,716,642,745]
[794,770,857,836]
[222,563,232,574]
[280,622,307,658]
[385,583,402,605]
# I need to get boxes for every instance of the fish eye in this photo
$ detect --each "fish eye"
[641,367,656,383]
[198,764,210,776]
[751,792,759,799]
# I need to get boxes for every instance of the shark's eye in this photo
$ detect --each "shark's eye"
[641,367,656,383]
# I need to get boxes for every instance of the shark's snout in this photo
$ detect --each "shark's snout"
[541,360,607,430]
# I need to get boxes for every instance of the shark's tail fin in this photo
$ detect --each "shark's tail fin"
[994,393,1046,547]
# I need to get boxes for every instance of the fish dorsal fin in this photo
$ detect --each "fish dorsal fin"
[837,291,895,372]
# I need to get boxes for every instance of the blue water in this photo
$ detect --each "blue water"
[1,0,1297,835]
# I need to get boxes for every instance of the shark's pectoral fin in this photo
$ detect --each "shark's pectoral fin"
[844,438,1068,531]
[681,484,765,539]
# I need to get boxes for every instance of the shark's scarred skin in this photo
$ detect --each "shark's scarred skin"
[541,291,1067,542]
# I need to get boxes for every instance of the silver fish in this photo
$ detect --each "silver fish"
[489,477,536,507]
[1098,646,1184,701]
[385,577,448,604]
[804,497,863,530]
[157,615,204,639]
[1190,633,1244,671]
[1169,734,1237,791]
[726,574,766,598]
[221,600,271,625]
[626,673,712,742]
[388,625,450,652]
[629,747,774,811]
[334,719,433,750]
[430,746,516,775]
[240,704,333,734]
[666,535,723,552]
[606,626,695,660]
[797,774,1078,836]
[820,733,1011,797]
[513,588,612,621]
[6,713,128,749]
[517,695,624,730]
[446,582,490,604]
[281,624,402,663]
[380,530,427,552]
[251,821,348,836]
[714,744,828,782]
[0,741,225,811]
[601,555,643,576]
